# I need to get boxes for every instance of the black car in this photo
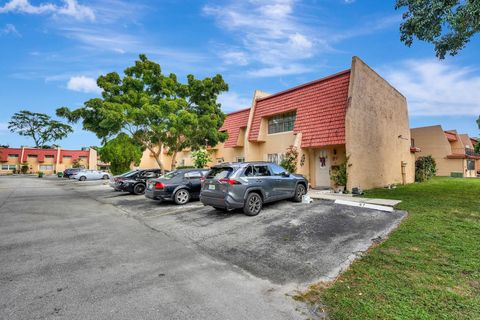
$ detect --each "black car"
[63,168,82,178]
[145,169,209,204]
[114,169,162,195]
[200,162,308,216]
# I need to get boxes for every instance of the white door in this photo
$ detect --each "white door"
[315,149,331,188]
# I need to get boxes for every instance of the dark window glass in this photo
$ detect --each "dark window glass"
[268,111,296,134]
[254,165,271,176]
[244,166,255,177]
[185,171,202,178]
[467,160,475,170]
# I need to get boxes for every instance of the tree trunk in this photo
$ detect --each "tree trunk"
[148,146,164,173]
[170,151,178,171]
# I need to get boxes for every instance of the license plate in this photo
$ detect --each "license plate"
[208,184,216,190]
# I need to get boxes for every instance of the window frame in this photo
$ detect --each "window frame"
[267,111,296,134]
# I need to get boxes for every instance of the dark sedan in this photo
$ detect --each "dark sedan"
[110,169,162,194]
[145,169,209,205]
[63,168,82,178]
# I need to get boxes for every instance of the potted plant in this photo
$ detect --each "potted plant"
[331,157,350,193]
[38,171,44,178]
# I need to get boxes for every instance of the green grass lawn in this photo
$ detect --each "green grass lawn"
[296,177,480,320]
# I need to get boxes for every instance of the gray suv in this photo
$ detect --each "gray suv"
[200,162,308,216]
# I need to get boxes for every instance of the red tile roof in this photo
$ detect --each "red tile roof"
[471,137,478,146]
[444,131,457,142]
[220,108,251,147]
[248,70,351,148]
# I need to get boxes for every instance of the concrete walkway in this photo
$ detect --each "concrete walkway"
[308,190,401,207]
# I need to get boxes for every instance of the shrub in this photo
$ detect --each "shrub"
[279,146,299,173]
[415,155,437,182]
[20,163,29,174]
[191,149,211,168]
[331,156,350,187]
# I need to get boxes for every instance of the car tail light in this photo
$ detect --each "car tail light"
[154,182,165,189]
[219,179,241,185]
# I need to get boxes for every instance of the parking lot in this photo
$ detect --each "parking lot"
[0,175,406,319]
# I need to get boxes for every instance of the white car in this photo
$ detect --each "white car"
[72,170,110,181]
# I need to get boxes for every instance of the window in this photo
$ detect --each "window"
[39,165,53,171]
[411,138,415,148]
[244,165,271,177]
[79,156,88,161]
[267,153,284,165]
[236,157,245,163]
[206,167,233,179]
[45,155,55,159]
[467,160,475,171]
[1,164,16,170]
[185,171,202,179]
[27,154,38,158]
[270,164,287,176]
[8,154,19,158]
[268,111,296,134]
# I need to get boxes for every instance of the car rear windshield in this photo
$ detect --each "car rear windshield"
[206,167,233,180]
[160,171,180,180]
[122,170,140,178]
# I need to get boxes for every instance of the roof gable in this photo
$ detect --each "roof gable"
[220,108,250,148]
[248,70,351,147]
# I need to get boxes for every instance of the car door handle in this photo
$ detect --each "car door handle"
[256,180,263,183]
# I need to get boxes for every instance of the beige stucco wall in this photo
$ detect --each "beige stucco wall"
[410,126,472,177]
[345,56,415,190]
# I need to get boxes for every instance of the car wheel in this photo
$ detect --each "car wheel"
[79,176,86,181]
[243,192,262,216]
[133,183,146,195]
[293,184,306,202]
[102,174,109,180]
[173,189,190,205]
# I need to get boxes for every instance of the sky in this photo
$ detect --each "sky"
[0,0,479,149]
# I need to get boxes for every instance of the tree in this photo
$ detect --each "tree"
[279,145,299,173]
[191,149,211,168]
[396,0,480,59]
[98,133,144,175]
[71,159,82,168]
[57,54,228,172]
[8,110,73,148]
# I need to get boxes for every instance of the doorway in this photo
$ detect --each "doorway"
[315,149,331,189]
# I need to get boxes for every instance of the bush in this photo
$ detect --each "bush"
[20,163,29,174]
[415,155,437,182]
[331,156,350,187]
[191,149,211,168]
[279,146,299,173]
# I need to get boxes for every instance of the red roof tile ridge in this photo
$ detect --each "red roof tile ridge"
[255,69,351,103]
[225,107,251,116]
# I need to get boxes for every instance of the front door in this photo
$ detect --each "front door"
[315,149,331,188]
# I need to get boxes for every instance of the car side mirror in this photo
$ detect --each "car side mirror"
[282,172,290,177]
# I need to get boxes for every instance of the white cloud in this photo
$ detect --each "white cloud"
[384,60,480,116]
[218,92,252,112]
[67,76,101,93]
[221,51,249,66]
[204,0,319,77]
[1,23,20,36]
[0,0,95,21]
[247,64,311,78]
